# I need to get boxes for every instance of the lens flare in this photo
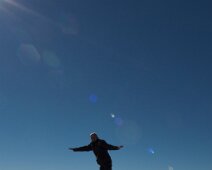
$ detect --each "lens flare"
[111,113,115,118]
[89,94,98,103]
[42,51,61,68]
[147,148,155,155]
[4,0,44,18]
[110,113,123,126]
[17,44,41,65]
[60,13,79,35]
[115,120,141,145]
[114,117,124,126]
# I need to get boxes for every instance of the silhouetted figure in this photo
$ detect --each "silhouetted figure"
[69,132,123,170]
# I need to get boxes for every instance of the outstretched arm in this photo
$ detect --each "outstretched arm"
[69,144,92,152]
[101,140,123,150]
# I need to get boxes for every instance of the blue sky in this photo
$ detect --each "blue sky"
[0,0,212,170]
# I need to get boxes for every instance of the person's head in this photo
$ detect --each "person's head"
[90,132,98,142]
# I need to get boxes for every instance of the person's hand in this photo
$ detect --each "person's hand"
[118,145,124,149]
[69,148,77,151]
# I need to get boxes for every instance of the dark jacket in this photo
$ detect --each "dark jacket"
[73,139,119,165]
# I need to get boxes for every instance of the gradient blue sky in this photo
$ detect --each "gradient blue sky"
[0,0,212,170]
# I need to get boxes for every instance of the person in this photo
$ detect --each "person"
[69,132,123,170]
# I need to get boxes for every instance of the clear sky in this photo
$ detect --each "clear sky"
[0,0,211,170]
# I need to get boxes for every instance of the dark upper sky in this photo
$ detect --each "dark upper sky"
[0,0,211,170]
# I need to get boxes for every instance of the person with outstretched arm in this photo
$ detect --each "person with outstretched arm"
[69,132,123,170]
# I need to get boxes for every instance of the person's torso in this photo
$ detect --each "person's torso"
[91,139,112,165]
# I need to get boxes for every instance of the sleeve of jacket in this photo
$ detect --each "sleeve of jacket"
[73,144,92,151]
[101,140,119,150]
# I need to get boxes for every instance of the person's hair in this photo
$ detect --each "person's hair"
[90,132,98,138]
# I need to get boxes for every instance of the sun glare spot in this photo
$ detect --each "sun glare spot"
[111,113,115,118]
[147,148,155,155]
